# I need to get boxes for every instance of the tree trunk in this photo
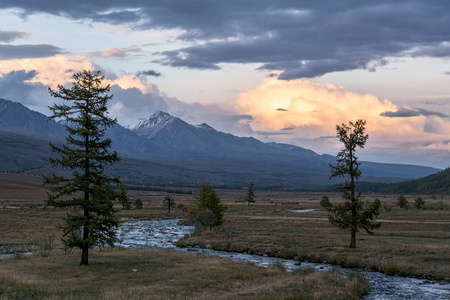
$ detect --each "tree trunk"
[80,242,89,266]
[80,206,89,266]
[349,148,357,249]
[80,222,89,265]
[81,129,90,266]
[350,229,356,248]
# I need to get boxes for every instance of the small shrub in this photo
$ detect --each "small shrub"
[382,201,392,212]
[383,263,401,275]
[414,197,425,210]
[396,195,408,209]
[133,198,143,209]
[279,248,297,259]
[320,196,332,210]
[349,273,371,296]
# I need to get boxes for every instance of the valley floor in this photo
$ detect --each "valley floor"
[0,173,449,289]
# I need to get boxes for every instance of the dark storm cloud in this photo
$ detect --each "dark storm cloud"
[110,85,169,122]
[4,1,450,78]
[381,108,448,118]
[95,10,141,24]
[0,70,49,107]
[0,44,62,59]
[0,30,27,42]
[136,70,161,77]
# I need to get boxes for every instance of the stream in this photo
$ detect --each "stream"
[115,219,449,300]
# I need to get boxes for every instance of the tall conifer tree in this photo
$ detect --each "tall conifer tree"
[320,120,381,248]
[44,70,121,265]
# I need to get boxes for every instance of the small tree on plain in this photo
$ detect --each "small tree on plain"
[163,195,175,214]
[244,182,256,206]
[44,70,121,266]
[118,183,131,210]
[397,195,408,208]
[320,120,381,248]
[187,180,224,230]
[133,198,143,209]
[414,197,425,210]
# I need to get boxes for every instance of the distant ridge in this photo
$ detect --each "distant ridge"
[0,97,441,188]
[0,98,65,137]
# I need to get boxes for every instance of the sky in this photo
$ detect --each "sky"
[1,1,450,168]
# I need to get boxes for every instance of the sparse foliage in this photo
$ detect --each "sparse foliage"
[244,182,255,206]
[163,195,175,214]
[43,70,121,266]
[320,120,381,248]
[397,195,408,209]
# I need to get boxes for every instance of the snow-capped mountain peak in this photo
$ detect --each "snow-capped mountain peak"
[127,111,177,138]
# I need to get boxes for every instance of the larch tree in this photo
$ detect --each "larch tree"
[163,195,175,214]
[244,182,255,206]
[320,119,381,248]
[187,180,224,230]
[118,183,132,210]
[43,70,122,266]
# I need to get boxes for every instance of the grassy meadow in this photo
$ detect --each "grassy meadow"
[0,172,448,299]
[178,190,450,281]
[0,248,369,299]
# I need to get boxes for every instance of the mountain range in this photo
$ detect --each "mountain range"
[0,98,440,189]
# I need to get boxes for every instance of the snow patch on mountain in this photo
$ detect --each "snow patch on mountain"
[127,111,176,138]
[195,123,215,131]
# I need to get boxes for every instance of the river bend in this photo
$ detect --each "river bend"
[115,219,449,300]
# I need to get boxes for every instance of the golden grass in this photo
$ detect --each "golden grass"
[179,191,450,280]
[0,173,448,280]
[0,248,368,299]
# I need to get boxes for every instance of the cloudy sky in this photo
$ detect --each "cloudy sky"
[1,1,450,168]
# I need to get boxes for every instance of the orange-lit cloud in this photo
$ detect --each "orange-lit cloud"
[0,55,152,94]
[108,74,153,94]
[0,55,94,89]
[234,77,450,158]
[0,55,158,121]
